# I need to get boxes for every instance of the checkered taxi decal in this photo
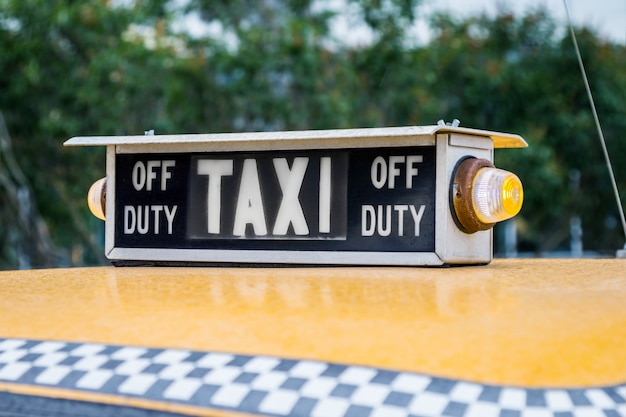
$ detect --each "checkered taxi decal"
[0,338,625,417]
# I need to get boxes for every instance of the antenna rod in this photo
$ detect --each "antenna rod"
[562,0,626,245]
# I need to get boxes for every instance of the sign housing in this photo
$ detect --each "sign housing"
[65,125,527,266]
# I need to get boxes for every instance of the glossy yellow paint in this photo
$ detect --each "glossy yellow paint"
[1,259,625,388]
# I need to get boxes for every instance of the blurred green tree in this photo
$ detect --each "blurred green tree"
[0,0,184,266]
[420,10,626,253]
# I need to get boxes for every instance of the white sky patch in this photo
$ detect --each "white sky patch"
[169,6,240,51]
[312,0,375,48]
[315,0,626,46]
[172,0,626,47]
[422,0,626,45]
[123,24,186,51]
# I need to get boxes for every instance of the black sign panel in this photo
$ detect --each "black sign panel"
[115,147,436,252]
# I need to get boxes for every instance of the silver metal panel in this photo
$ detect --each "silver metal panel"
[107,248,444,266]
[64,125,527,149]
[113,135,435,154]
[437,134,493,264]
[105,146,116,257]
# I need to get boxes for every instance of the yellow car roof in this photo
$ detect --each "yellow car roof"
[1,259,625,416]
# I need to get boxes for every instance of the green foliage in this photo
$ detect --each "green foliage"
[421,10,626,253]
[0,0,624,268]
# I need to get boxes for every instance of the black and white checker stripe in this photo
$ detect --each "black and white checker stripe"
[0,338,625,417]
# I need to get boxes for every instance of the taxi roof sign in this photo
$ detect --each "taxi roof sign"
[65,125,527,266]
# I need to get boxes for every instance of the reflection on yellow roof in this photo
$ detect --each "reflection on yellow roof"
[1,259,624,388]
